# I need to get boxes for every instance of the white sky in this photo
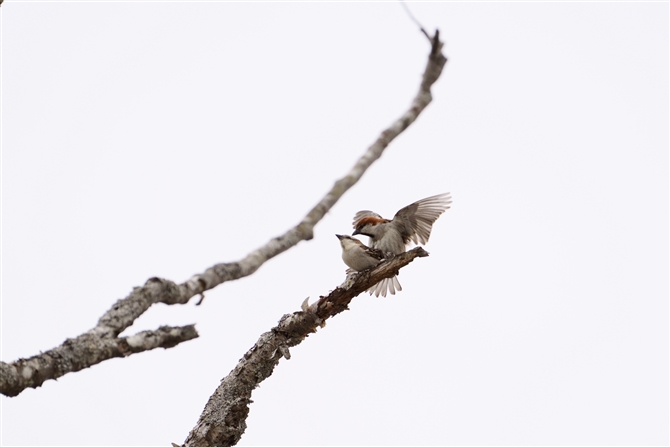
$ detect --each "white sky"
[1,2,668,446]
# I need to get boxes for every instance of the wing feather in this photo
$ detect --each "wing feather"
[392,193,452,245]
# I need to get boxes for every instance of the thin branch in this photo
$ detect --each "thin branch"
[178,30,447,300]
[1,276,197,396]
[400,1,432,42]
[0,325,197,397]
[180,247,429,447]
[1,29,447,398]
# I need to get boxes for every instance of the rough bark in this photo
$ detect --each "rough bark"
[1,30,446,398]
[181,248,429,447]
[179,30,446,298]
[179,32,448,446]
[0,324,198,397]
[1,276,199,397]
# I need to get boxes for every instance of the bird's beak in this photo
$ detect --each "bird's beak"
[352,229,361,236]
[335,234,344,240]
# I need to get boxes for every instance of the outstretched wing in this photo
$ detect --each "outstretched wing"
[392,193,452,245]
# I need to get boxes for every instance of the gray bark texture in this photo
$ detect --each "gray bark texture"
[179,31,447,447]
[180,248,429,447]
[0,278,199,397]
[1,30,446,401]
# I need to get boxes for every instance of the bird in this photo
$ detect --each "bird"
[352,193,452,255]
[336,234,401,298]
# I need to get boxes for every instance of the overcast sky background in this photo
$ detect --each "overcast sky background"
[1,2,668,446]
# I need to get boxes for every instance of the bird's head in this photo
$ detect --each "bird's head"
[352,216,386,237]
[336,234,363,249]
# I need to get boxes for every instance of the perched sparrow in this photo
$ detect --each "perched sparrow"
[336,234,401,298]
[352,193,452,255]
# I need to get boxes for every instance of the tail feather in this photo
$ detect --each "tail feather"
[367,275,402,298]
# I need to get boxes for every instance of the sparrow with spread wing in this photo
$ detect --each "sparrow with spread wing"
[352,193,452,255]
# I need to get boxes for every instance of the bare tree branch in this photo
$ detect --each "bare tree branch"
[180,247,429,447]
[400,1,432,42]
[0,324,197,397]
[1,30,446,397]
[179,30,447,299]
[0,276,198,397]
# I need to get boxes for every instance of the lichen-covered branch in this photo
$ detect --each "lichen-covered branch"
[179,30,447,298]
[1,30,446,398]
[180,247,429,447]
[0,324,198,397]
[1,276,199,397]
